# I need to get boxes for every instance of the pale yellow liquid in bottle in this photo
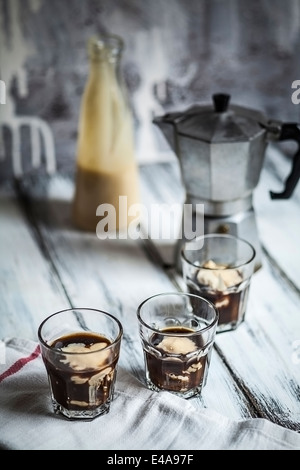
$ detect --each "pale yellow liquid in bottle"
[73,37,140,232]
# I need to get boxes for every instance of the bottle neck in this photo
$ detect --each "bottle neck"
[87,37,122,82]
[85,35,129,109]
[88,35,123,63]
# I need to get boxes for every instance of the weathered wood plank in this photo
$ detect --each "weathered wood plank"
[254,145,300,290]
[171,255,300,431]
[19,173,254,421]
[215,258,300,430]
[139,161,185,267]
[3,153,299,428]
[139,156,300,430]
[0,186,70,339]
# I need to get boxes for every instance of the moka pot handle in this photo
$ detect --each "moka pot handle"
[270,122,300,199]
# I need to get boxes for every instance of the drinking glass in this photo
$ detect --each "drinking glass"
[181,234,256,333]
[137,292,218,398]
[38,307,123,420]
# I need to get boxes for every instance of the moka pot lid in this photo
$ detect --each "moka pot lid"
[168,93,266,143]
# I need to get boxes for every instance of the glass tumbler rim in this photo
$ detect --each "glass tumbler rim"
[181,233,256,270]
[137,291,219,335]
[38,307,123,355]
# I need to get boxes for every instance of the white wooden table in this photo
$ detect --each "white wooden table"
[1,145,300,434]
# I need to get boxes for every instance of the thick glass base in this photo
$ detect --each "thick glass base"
[145,377,203,399]
[52,398,111,420]
[216,317,245,334]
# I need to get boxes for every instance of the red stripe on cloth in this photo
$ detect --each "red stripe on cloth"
[0,344,41,384]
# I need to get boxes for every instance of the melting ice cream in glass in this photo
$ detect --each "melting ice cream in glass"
[181,234,256,333]
[38,308,123,420]
[137,292,218,398]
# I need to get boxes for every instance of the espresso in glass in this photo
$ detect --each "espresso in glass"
[43,332,118,414]
[145,326,208,393]
[181,234,256,333]
[38,308,123,420]
[137,292,218,398]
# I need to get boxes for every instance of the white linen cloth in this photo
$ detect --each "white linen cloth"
[1,337,300,450]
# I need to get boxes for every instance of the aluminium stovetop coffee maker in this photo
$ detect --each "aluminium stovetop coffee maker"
[153,93,300,271]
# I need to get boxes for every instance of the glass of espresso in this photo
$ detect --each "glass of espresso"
[38,308,123,420]
[181,234,256,333]
[137,292,218,398]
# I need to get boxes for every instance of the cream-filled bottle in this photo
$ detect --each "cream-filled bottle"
[73,34,140,232]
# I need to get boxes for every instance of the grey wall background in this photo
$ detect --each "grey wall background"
[0,0,300,179]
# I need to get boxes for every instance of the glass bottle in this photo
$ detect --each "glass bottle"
[72,34,140,232]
